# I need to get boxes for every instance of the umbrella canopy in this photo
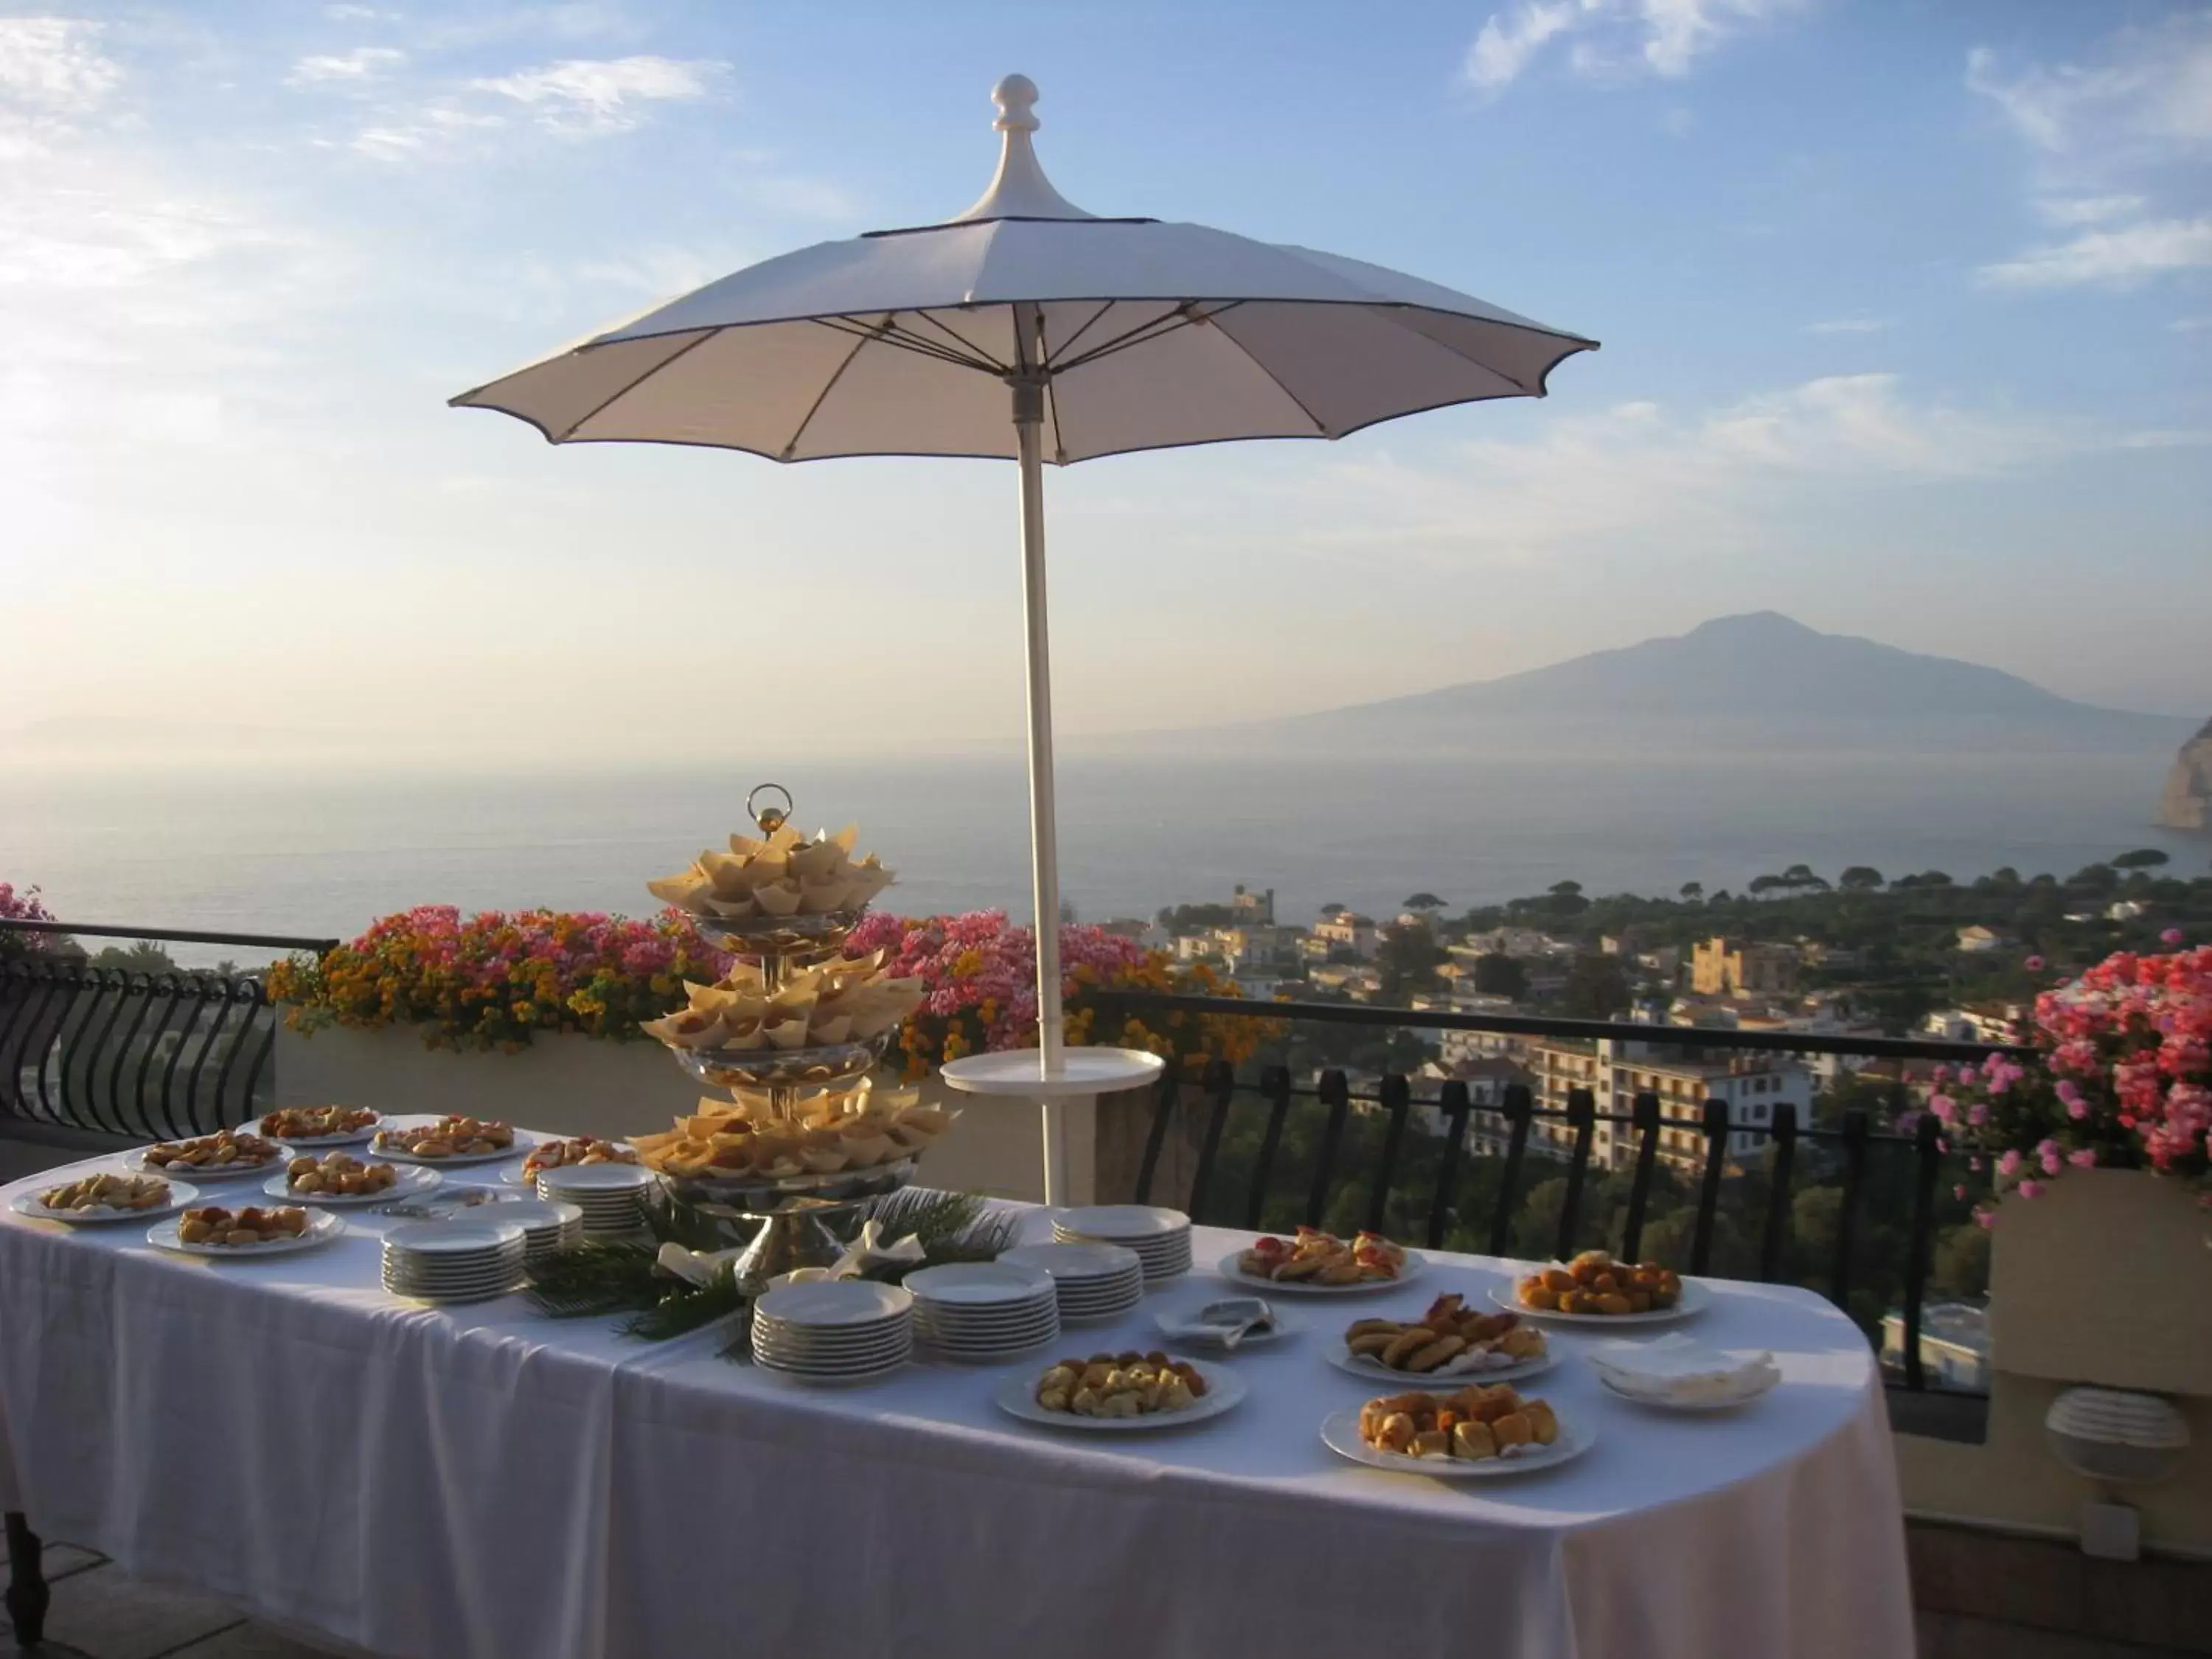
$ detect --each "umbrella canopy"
[454,75,1596,1203]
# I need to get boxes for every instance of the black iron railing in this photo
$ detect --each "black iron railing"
[0,921,338,1139]
[1098,990,2028,1397]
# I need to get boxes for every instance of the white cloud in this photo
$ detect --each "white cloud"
[1968,18,2212,295]
[287,46,406,87]
[0,16,120,111]
[1463,0,1798,91]
[324,4,388,18]
[2036,193,2145,226]
[2171,316,2212,333]
[1300,375,2114,566]
[1977,217,2212,291]
[349,102,504,159]
[1807,314,1888,334]
[468,54,723,133]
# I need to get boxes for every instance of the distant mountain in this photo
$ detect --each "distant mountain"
[1122,613,2196,758]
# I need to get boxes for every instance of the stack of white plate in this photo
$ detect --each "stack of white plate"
[905,1262,1060,1361]
[493,1197,583,1263]
[535,1163,655,1234]
[381,1220,527,1303]
[999,1241,1147,1323]
[1052,1205,1193,1282]
[750,1279,913,1384]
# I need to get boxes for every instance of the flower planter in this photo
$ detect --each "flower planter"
[1989,1167,2212,1396]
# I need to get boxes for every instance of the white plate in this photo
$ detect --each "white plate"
[1489,1279,1711,1326]
[368,1127,535,1168]
[122,1144,285,1182]
[1320,1408,1596,1478]
[1325,1342,1559,1386]
[147,1208,344,1258]
[1214,1248,1427,1296]
[535,1162,658,1194]
[754,1278,914,1328]
[1594,1369,1779,1411]
[995,1356,1245,1433]
[1000,1241,1146,1284]
[756,1354,911,1386]
[258,1113,382,1147]
[263,1164,441,1208]
[386,1217,527,1253]
[1053,1204,1190,1241]
[904,1261,1057,1305]
[12,1178,201,1225]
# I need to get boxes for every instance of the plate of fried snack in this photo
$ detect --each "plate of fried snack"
[369,1116,526,1165]
[510,1135,639,1184]
[13,1172,197,1224]
[647,818,897,933]
[995,1351,1245,1433]
[1217,1227,1422,1294]
[263,1152,437,1206]
[641,954,928,1088]
[259,1106,381,1147]
[630,1082,955,1192]
[1321,1383,1592,1478]
[125,1130,286,1180]
[1329,1293,1556,1384]
[1498,1250,1707,1324]
[149,1203,344,1258]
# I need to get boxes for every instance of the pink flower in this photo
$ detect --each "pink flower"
[2017,1179,2045,1200]
[2041,1147,2063,1176]
[1973,1210,1996,1229]
[1929,1093,1956,1123]
[1997,1149,2023,1178]
[1952,1183,1968,1200]
[2067,1148,2098,1169]
[2163,928,2185,947]
[2025,955,2046,972]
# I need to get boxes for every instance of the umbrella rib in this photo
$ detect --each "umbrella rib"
[1054,301,1246,374]
[1202,310,1329,436]
[1366,305,1545,395]
[552,330,717,441]
[907,310,1011,374]
[780,327,878,459]
[1043,300,1115,369]
[812,315,989,374]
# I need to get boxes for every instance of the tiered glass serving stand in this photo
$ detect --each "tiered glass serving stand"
[653,785,916,1287]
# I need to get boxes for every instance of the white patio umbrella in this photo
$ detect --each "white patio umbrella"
[453,75,1596,1202]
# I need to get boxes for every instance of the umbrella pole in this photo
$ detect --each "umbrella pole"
[1011,370,1068,1203]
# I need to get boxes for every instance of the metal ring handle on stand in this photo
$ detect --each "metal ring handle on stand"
[745,782,794,835]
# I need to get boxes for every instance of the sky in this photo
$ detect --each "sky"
[5,0,2211,763]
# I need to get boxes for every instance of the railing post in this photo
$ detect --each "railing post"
[1689,1096,1731,1274]
[1620,1091,1661,1262]
[1426,1080,1472,1251]
[1901,1111,1942,1391]
[1367,1074,1411,1237]
[1488,1083,1534,1258]
[1555,1088,1597,1261]
[1186,1058,1236,1223]
[1133,1071,1178,1204]
[1759,1102,1798,1281]
[1304,1069,1352,1229]
[1245,1065,1293,1231]
[1829,1109,1871,1309]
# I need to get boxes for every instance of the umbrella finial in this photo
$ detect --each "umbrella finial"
[946,73,1094,225]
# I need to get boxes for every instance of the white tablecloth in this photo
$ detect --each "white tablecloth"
[0,1147,1915,1659]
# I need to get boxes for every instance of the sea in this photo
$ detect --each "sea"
[4,748,2200,969]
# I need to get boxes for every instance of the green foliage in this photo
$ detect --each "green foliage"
[1156,902,1235,929]
[1471,952,1528,998]
[1376,921,1447,1001]
[1562,953,1631,1019]
[88,940,179,975]
[1839,866,1884,891]
[2113,848,2171,869]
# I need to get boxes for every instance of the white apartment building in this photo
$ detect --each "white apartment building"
[1523,1036,1814,1177]
[1310,913,1380,959]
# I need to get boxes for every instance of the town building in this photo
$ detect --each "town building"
[1229,885,1275,925]
[1521,1034,1814,1177]
[1311,911,1380,960]
[1691,936,1800,997]
[1955,925,2010,954]
[1879,1302,1989,1391]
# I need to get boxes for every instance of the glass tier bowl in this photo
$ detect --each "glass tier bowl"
[689,906,868,959]
[657,1149,923,1287]
[670,1029,896,1092]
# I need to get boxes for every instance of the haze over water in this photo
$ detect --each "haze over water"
[5,749,2198,966]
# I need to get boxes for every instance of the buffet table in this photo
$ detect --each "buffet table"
[0,1149,1915,1659]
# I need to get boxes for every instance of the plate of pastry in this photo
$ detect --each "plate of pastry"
[148,1204,344,1258]
[1321,1384,1593,1478]
[263,1152,439,1206]
[124,1130,287,1181]
[13,1172,198,1225]
[1496,1251,1709,1324]
[1327,1295,1557,1385]
[995,1352,1245,1433]
[509,1135,639,1184]
[369,1116,529,1166]
[259,1106,382,1147]
[1215,1227,1423,1295]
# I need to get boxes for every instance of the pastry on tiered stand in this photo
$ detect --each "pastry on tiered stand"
[637,787,943,1285]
